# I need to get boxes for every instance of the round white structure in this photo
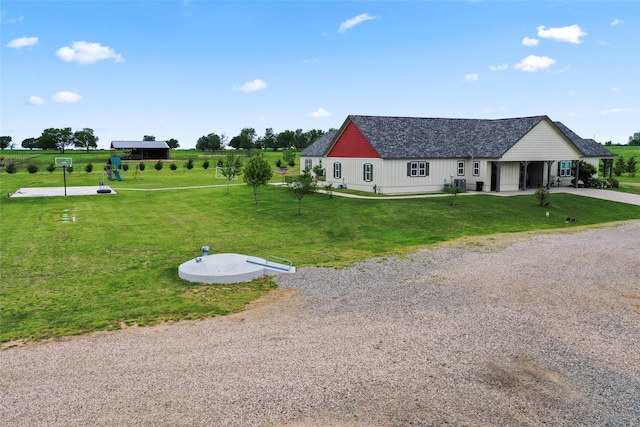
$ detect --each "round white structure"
[178,253,294,284]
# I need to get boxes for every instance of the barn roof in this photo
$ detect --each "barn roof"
[302,115,613,159]
[111,141,170,149]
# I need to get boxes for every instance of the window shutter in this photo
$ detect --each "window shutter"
[407,162,411,176]
[370,164,373,181]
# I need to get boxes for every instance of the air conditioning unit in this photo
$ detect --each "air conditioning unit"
[454,179,467,191]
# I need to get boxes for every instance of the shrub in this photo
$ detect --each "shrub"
[154,160,164,171]
[534,187,550,206]
[288,159,295,167]
[5,163,16,174]
[66,166,73,173]
[85,163,93,173]
[185,158,194,170]
[27,164,39,174]
[139,162,146,171]
[217,159,223,167]
[275,159,282,168]
[122,163,129,172]
[170,162,177,170]
[202,159,210,170]
[47,162,56,173]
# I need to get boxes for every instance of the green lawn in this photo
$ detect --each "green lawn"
[1,150,639,344]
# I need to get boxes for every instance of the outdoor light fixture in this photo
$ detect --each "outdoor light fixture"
[201,246,210,256]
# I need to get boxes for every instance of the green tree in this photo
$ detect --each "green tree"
[196,133,221,151]
[0,136,11,149]
[73,128,99,153]
[628,131,640,146]
[614,156,626,176]
[572,160,598,185]
[283,148,296,166]
[37,127,73,153]
[262,128,277,151]
[276,130,294,150]
[220,151,243,195]
[239,128,256,150]
[627,157,637,177]
[289,168,317,215]
[166,138,180,149]
[143,135,156,141]
[21,137,37,150]
[243,151,272,203]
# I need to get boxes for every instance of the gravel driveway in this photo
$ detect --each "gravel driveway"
[2,222,639,426]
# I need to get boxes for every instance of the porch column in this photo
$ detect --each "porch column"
[493,161,502,192]
[546,161,553,189]
[521,161,530,191]
[575,160,580,188]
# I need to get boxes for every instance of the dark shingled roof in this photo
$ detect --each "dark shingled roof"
[301,115,613,160]
[347,115,549,159]
[553,122,615,158]
[300,130,337,157]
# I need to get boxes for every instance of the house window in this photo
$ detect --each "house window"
[407,161,429,177]
[558,160,572,177]
[473,161,480,176]
[457,161,465,176]
[333,162,341,179]
[304,159,312,170]
[363,163,373,182]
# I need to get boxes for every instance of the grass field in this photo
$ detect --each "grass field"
[1,149,639,344]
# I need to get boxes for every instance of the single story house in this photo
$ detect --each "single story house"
[300,115,615,194]
[110,141,170,160]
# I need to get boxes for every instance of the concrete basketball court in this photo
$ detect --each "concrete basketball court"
[9,186,116,198]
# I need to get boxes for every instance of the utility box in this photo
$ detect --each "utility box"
[476,181,484,191]
[454,179,467,191]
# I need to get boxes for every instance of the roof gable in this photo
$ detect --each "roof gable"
[328,121,380,158]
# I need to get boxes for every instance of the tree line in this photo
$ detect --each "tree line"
[0,126,333,153]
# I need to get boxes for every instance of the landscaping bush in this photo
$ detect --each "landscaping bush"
[66,166,73,173]
[170,162,177,170]
[217,159,223,167]
[202,159,210,170]
[139,162,146,171]
[534,187,550,206]
[154,160,164,171]
[275,159,282,168]
[47,162,56,173]
[5,163,16,174]
[27,163,39,174]
[288,159,295,167]
[185,158,194,170]
[85,163,93,173]
[123,163,129,172]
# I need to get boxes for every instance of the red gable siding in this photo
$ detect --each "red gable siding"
[328,122,380,158]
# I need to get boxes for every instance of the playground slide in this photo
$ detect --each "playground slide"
[113,170,123,181]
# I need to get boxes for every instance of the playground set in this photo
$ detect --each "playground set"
[106,156,124,181]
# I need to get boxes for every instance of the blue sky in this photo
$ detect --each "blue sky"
[2,1,639,149]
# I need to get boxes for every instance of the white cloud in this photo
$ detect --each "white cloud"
[308,108,331,119]
[6,36,39,49]
[28,96,45,105]
[522,37,539,47]
[610,18,623,26]
[601,108,630,115]
[514,55,555,72]
[234,79,267,93]
[490,64,508,71]
[52,91,82,103]
[465,74,479,82]
[338,13,377,33]
[537,25,587,44]
[56,41,124,64]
